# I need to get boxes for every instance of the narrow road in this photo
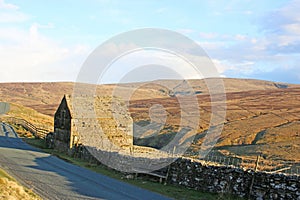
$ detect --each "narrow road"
[0,122,171,200]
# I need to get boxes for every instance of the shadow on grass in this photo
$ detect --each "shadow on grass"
[24,137,243,200]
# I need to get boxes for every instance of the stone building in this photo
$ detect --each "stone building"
[53,94,133,152]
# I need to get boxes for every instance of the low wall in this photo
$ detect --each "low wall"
[53,143,300,199]
[168,158,300,200]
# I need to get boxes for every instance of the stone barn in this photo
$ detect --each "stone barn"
[53,94,133,152]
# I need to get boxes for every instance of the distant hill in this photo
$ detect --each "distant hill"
[130,85,300,163]
[0,78,300,163]
[0,78,297,116]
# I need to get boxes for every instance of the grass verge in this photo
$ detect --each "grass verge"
[0,168,41,200]
[23,137,243,200]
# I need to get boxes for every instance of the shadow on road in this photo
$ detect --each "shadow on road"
[26,155,169,200]
[0,136,42,152]
[0,126,169,200]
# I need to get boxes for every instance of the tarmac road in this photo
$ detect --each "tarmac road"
[0,122,171,200]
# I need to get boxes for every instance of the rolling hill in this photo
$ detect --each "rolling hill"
[1,78,299,165]
[0,78,296,116]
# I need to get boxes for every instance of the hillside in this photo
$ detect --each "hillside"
[0,82,74,116]
[0,82,169,116]
[130,86,300,163]
[0,78,299,164]
[0,78,296,116]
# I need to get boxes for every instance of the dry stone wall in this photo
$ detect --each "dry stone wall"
[68,146,299,199]
[168,158,300,200]
[64,95,133,150]
[94,96,133,149]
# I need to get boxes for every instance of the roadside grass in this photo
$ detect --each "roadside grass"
[0,168,41,200]
[23,137,243,200]
[3,103,53,130]
[0,168,13,181]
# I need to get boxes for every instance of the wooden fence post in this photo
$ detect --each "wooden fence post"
[248,154,261,199]
[254,153,260,172]
[3,117,50,139]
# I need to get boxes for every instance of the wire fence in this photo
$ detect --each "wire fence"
[2,116,299,176]
[198,154,300,176]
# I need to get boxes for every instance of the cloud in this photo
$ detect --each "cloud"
[99,47,206,84]
[197,0,300,83]
[219,53,300,84]
[248,65,300,84]
[212,59,255,77]
[0,1,93,82]
[0,0,18,10]
[177,29,195,35]
[201,35,267,62]
[260,0,300,47]
[0,0,30,23]
[0,12,30,23]
[211,59,231,75]
[199,32,219,40]
[0,23,91,82]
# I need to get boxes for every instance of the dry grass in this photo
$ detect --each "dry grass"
[0,79,295,116]
[1,79,300,163]
[130,87,300,162]
[1,103,53,131]
[0,168,41,200]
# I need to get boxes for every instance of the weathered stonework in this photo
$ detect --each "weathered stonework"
[53,95,299,199]
[168,158,300,200]
[64,146,300,199]
[53,95,133,152]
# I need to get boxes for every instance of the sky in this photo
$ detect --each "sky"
[0,0,300,83]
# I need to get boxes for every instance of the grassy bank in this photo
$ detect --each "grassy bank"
[23,137,242,200]
[0,167,41,200]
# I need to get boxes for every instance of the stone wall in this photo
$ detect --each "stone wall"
[68,95,133,150]
[63,144,300,199]
[168,158,300,200]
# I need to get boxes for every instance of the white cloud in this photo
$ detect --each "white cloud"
[99,48,206,84]
[197,6,300,82]
[0,0,30,23]
[211,59,231,75]
[276,23,300,46]
[212,59,255,77]
[0,1,92,82]
[0,0,18,10]
[195,0,300,83]
[199,32,219,39]
[235,34,246,41]
[260,0,300,47]
[177,29,194,35]
[281,0,300,22]
[0,23,91,82]
[198,41,225,51]
[0,12,29,23]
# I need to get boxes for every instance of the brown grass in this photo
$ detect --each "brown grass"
[130,87,300,162]
[0,168,41,200]
[1,79,300,162]
[2,103,53,131]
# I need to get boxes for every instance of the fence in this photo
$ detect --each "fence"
[4,115,298,176]
[2,117,50,139]
[199,154,300,176]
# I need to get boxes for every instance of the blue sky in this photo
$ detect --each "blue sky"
[0,0,300,83]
